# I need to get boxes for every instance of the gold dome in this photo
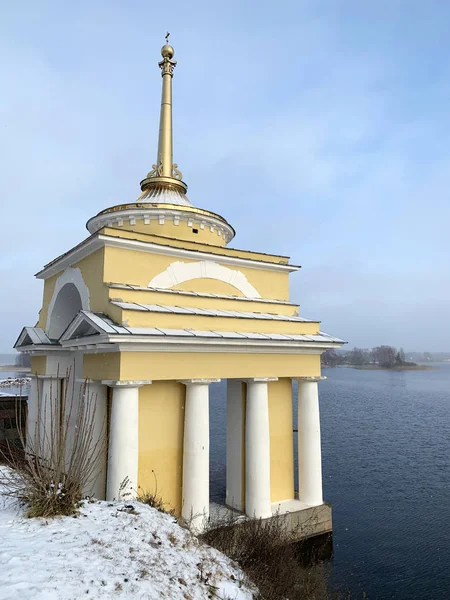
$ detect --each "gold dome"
[161,44,174,59]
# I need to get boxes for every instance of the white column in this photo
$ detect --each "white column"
[180,379,219,531]
[296,377,325,506]
[40,376,60,458]
[103,380,150,501]
[226,379,244,510]
[64,361,82,471]
[245,378,276,519]
[83,380,107,500]
[26,375,40,453]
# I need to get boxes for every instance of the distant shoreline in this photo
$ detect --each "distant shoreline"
[0,365,31,373]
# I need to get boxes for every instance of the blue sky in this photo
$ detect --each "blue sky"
[1,0,450,352]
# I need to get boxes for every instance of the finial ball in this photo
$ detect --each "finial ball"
[161,44,175,59]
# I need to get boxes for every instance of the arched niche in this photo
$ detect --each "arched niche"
[46,267,90,340]
[148,260,261,299]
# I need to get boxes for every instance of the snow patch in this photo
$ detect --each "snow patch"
[0,467,254,600]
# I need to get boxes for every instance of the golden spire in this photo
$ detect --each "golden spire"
[140,33,187,194]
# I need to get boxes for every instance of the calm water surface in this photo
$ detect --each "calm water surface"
[209,364,450,599]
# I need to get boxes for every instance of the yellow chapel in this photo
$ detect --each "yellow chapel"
[15,38,344,534]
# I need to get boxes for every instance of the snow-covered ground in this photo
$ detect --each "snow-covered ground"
[0,467,254,600]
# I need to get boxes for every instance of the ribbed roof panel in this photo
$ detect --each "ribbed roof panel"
[137,184,192,206]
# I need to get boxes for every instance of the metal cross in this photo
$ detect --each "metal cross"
[165,32,170,44]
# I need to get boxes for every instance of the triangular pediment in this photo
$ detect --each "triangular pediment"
[59,310,123,343]
[14,327,53,349]
[15,329,33,348]
[70,320,99,339]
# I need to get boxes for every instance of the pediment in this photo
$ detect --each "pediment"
[59,310,125,343]
[60,311,107,342]
[68,320,99,339]
[14,327,53,349]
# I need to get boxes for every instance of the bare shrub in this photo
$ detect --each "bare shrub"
[137,470,174,516]
[0,367,106,518]
[201,512,335,600]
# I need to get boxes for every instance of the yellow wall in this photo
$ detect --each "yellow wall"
[38,249,107,330]
[120,352,320,381]
[36,225,296,336]
[30,355,47,375]
[83,353,121,381]
[103,246,290,301]
[124,220,228,247]
[116,308,320,335]
[71,349,320,383]
[138,381,185,515]
[102,227,290,266]
[268,379,294,502]
[39,275,58,330]
[77,248,108,313]
[172,279,245,297]
[107,287,299,317]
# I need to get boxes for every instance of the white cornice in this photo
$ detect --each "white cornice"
[15,345,69,355]
[59,332,341,355]
[293,376,327,382]
[36,236,103,279]
[101,379,153,387]
[36,233,299,280]
[87,207,235,244]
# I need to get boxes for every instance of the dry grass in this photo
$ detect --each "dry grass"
[168,532,178,544]
[0,366,106,518]
[137,471,175,516]
[201,512,338,600]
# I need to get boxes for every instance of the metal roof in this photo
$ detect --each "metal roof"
[110,301,316,323]
[107,283,298,306]
[14,327,55,348]
[62,311,344,345]
[137,185,193,207]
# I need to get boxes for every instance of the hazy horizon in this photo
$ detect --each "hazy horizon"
[2,1,450,352]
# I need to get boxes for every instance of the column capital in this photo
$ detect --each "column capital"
[101,380,152,388]
[245,377,278,383]
[178,378,220,386]
[293,376,327,383]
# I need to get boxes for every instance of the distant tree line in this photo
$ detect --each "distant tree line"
[322,346,416,368]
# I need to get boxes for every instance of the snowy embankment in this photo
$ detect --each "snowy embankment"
[0,468,254,600]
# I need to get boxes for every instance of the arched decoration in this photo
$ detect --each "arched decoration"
[148,260,261,299]
[46,267,90,340]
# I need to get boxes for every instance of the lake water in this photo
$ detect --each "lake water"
[209,364,450,599]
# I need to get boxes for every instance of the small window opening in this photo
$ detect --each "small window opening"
[192,228,199,234]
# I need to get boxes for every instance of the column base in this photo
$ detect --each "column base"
[270,501,332,542]
[208,500,332,545]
